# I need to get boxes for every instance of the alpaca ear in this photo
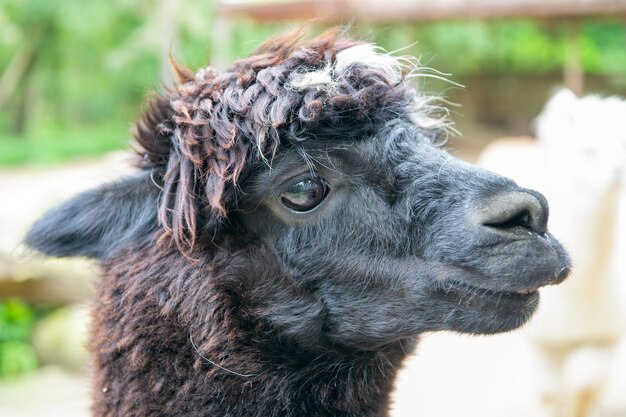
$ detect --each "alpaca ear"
[25,172,160,259]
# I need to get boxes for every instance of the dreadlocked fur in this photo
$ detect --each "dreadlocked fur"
[134,29,449,252]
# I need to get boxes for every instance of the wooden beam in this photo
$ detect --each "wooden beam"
[0,259,93,304]
[219,0,340,21]
[219,0,626,23]
[0,277,92,304]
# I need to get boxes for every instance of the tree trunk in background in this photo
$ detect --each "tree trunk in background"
[0,43,34,109]
[564,21,584,97]
[155,0,182,85]
[8,45,38,136]
[0,27,43,136]
[211,14,233,70]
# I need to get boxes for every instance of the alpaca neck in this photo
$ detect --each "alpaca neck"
[182,274,416,417]
[194,336,414,417]
[93,243,416,417]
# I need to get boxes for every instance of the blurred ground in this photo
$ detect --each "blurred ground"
[0,367,90,417]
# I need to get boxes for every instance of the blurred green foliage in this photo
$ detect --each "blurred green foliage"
[1,0,625,166]
[0,299,38,378]
[369,21,626,75]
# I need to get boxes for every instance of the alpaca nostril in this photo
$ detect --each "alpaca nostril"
[491,209,531,230]
[477,191,548,235]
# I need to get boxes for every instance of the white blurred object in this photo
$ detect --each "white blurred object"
[479,89,626,417]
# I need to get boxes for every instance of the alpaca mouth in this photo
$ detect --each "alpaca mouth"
[431,238,570,310]
[433,278,544,334]
[440,280,539,302]
[431,260,569,308]
[427,248,570,334]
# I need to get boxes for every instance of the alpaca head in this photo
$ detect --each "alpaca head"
[26,30,570,351]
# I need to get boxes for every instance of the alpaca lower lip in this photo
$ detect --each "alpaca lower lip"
[438,280,540,303]
[435,279,542,335]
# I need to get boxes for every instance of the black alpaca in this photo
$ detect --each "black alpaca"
[26,30,570,417]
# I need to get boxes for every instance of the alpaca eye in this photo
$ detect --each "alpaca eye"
[280,178,329,212]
